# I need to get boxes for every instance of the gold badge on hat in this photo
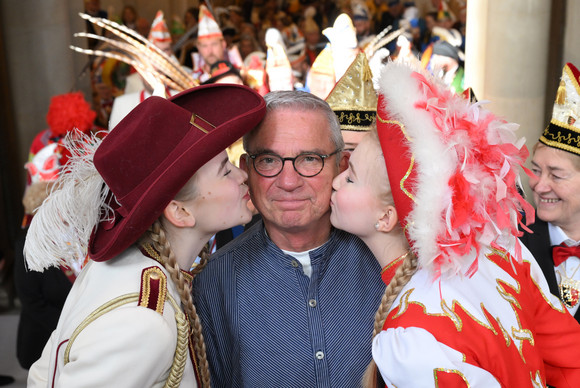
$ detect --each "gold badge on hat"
[325,53,377,132]
[540,62,580,156]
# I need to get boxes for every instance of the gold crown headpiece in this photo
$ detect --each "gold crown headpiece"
[540,62,580,156]
[325,53,377,132]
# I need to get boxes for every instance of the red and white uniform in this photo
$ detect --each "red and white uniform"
[375,243,580,387]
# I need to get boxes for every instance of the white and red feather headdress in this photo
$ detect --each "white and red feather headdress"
[376,62,534,278]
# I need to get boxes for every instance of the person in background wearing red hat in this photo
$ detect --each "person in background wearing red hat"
[15,92,102,371]
[331,62,580,387]
[521,62,580,325]
[24,84,266,388]
[193,5,228,83]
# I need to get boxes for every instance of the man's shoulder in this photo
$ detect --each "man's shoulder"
[199,222,265,274]
[331,228,374,254]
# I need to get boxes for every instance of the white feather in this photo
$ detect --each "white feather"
[24,131,112,272]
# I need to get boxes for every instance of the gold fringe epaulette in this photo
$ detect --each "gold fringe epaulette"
[139,266,168,315]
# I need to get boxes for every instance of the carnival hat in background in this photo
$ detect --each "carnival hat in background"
[148,10,172,45]
[325,52,377,132]
[376,61,533,278]
[25,84,265,271]
[322,13,358,81]
[198,4,223,40]
[539,62,580,156]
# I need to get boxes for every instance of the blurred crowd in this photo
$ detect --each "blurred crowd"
[83,0,468,129]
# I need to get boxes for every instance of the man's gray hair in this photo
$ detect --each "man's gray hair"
[243,91,344,158]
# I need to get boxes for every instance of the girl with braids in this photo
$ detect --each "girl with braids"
[24,84,265,388]
[330,62,580,387]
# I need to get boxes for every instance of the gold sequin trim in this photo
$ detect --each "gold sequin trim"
[376,114,416,202]
[391,288,414,319]
[530,370,545,388]
[433,368,470,387]
[441,300,462,331]
[487,249,535,362]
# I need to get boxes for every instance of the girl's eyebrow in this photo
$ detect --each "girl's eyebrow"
[348,161,358,178]
[218,156,229,173]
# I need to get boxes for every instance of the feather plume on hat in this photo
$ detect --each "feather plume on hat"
[24,132,110,271]
[70,13,197,92]
[376,62,534,279]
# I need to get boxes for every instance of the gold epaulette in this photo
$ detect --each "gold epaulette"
[139,266,168,315]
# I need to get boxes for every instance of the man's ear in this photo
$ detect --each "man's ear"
[338,151,349,173]
[163,200,196,228]
[239,153,249,173]
[376,205,399,233]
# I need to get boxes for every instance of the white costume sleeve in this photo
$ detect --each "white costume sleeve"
[28,331,54,387]
[35,306,177,388]
[373,327,501,387]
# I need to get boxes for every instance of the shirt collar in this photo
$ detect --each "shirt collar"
[259,223,337,267]
[548,223,580,247]
[140,243,194,284]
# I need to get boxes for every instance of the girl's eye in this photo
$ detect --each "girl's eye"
[346,176,353,183]
[531,168,540,176]
[224,169,232,176]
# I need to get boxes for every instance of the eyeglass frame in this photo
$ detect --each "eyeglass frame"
[246,149,342,178]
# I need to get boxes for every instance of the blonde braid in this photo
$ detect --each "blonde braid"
[147,220,212,388]
[362,251,418,388]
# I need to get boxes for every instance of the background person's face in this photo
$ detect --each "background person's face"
[529,146,580,235]
[197,38,226,66]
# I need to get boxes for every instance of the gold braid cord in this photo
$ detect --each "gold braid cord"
[70,13,198,92]
[63,292,189,388]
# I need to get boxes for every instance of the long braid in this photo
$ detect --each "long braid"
[362,251,418,388]
[147,220,212,388]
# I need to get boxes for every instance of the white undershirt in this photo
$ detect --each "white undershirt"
[282,249,313,278]
[548,223,580,316]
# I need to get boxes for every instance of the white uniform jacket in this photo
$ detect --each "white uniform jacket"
[28,246,198,388]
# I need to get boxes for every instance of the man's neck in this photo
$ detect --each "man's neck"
[264,221,332,252]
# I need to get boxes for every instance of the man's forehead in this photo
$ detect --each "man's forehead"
[251,110,332,147]
[198,38,222,47]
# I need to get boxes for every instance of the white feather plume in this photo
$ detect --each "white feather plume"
[24,131,112,272]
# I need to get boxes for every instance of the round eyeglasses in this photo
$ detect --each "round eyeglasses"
[247,149,342,178]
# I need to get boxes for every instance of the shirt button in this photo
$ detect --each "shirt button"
[291,260,299,268]
[308,299,317,307]
[315,351,324,360]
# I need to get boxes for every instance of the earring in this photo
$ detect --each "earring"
[374,222,380,230]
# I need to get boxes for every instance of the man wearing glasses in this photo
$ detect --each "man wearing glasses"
[193,91,385,387]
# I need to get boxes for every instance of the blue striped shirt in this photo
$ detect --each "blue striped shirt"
[193,221,385,387]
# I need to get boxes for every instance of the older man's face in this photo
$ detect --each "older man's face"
[243,108,341,239]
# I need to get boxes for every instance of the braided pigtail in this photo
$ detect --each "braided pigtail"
[362,251,418,388]
[147,220,211,388]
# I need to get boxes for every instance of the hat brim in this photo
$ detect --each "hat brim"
[89,84,265,262]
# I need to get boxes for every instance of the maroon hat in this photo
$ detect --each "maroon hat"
[89,84,265,262]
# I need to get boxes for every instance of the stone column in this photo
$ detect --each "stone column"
[2,0,89,172]
[465,0,551,201]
